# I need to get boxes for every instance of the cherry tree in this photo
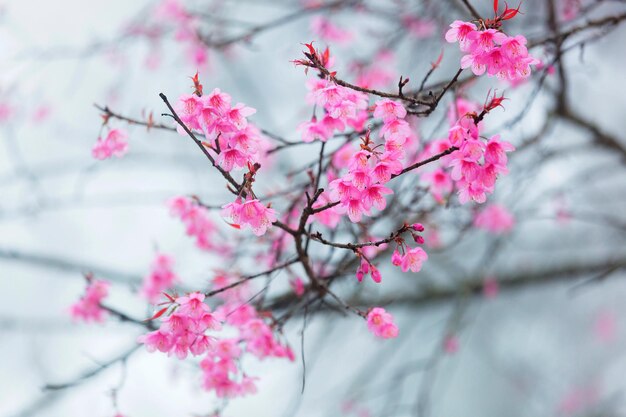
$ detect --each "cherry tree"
[2,0,626,416]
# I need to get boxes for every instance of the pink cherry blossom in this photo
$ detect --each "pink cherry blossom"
[447,20,537,82]
[168,196,217,250]
[557,385,600,415]
[366,307,399,339]
[298,117,333,143]
[141,253,178,303]
[222,197,277,236]
[138,292,220,360]
[593,310,617,344]
[403,15,436,39]
[445,20,477,46]
[373,99,407,122]
[422,169,453,203]
[474,204,515,234]
[92,129,129,160]
[443,334,459,354]
[483,276,499,299]
[174,89,268,172]
[69,279,110,323]
[398,246,428,273]
[310,16,353,44]
[290,277,305,297]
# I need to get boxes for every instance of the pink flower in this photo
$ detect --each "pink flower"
[593,310,617,344]
[226,103,256,130]
[447,20,537,82]
[69,279,110,323]
[482,277,499,299]
[371,266,382,283]
[391,250,403,266]
[222,197,277,236]
[174,88,267,172]
[138,291,219,359]
[175,94,203,130]
[298,117,333,143]
[92,129,129,160]
[141,253,177,303]
[140,283,292,399]
[0,102,15,123]
[168,196,217,250]
[310,16,353,43]
[202,88,231,115]
[560,0,580,21]
[474,204,515,234]
[422,169,453,203]
[32,105,52,123]
[484,134,515,165]
[362,184,393,211]
[290,277,305,297]
[443,334,459,354]
[403,16,436,39]
[138,329,173,353]
[468,29,507,52]
[399,246,428,273]
[557,385,599,415]
[445,20,477,46]
[366,307,399,339]
[373,99,407,122]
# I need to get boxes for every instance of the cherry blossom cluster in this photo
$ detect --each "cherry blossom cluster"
[445,21,539,82]
[140,253,178,303]
[139,277,293,398]
[327,98,419,223]
[150,0,208,68]
[69,278,110,323]
[174,88,269,171]
[366,307,399,339]
[449,130,514,204]
[311,16,353,44]
[391,224,429,273]
[352,237,389,283]
[221,196,277,236]
[92,128,129,160]
[200,307,293,397]
[298,77,368,143]
[138,292,219,359]
[355,257,382,284]
[473,203,515,233]
[419,96,514,204]
[168,196,217,251]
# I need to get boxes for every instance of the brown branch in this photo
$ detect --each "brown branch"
[528,12,626,48]
[409,68,465,116]
[95,104,175,132]
[391,146,458,179]
[305,53,431,107]
[158,93,243,193]
[199,0,361,49]
[205,258,299,297]
[43,345,141,391]
[308,226,408,251]
[459,0,482,20]
[347,256,626,308]
[0,248,141,284]
[559,106,626,162]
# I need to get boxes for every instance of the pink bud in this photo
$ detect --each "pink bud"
[413,234,425,244]
[371,267,382,283]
